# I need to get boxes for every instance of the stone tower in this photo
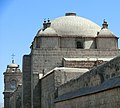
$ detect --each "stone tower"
[3,60,22,108]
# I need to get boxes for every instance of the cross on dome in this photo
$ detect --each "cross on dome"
[11,54,15,64]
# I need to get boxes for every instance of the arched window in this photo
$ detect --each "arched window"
[76,41,83,49]
[10,79,17,90]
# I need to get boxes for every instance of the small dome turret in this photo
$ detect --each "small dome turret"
[97,19,117,38]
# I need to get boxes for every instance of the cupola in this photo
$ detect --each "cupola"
[96,19,118,49]
[97,19,117,38]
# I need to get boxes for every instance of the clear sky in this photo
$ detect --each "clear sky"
[0,0,120,107]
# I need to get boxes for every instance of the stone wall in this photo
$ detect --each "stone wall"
[4,73,22,91]
[60,37,75,48]
[22,55,32,108]
[40,72,55,108]
[31,48,120,75]
[56,56,120,97]
[55,87,120,108]
[96,38,118,49]
[41,37,59,48]
[84,38,95,49]
[3,91,12,108]
[54,69,86,88]
[34,37,95,49]
[40,69,85,108]
[63,59,105,69]
[30,48,120,108]
[9,85,22,108]
[33,73,40,108]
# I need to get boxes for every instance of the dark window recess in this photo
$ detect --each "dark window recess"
[76,41,83,49]
[12,69,15,72]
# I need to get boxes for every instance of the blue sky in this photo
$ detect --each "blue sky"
[0,0,120,106]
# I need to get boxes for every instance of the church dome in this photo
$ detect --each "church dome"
[8,63,18,68]
[7,60,19,68]
[37,13,101,37]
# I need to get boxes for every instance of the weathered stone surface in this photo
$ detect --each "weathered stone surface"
[56,56,120,96]
[55,87,120,108]
[22,55,32,108]
[54,56,120,108]
[3,61,22,108]
[9,85,22,108]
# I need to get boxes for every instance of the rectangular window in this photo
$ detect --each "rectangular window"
[76,41,83,49]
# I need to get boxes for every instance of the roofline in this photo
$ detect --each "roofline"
[36,35,97,38]
[96,36,119,39]
[54,85,120,103]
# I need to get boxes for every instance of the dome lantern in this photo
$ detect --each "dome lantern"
[65,12,76,16]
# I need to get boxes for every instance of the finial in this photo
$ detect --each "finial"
[47,18,51,27]
[47,18,50,22]
[44,18,46,23]
[102,19,108,29]
[103,19,106,23]
[43,18,47,31]
[11,54,15,64]
[65,12,76,16]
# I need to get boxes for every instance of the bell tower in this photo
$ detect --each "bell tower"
[3,58,22,108]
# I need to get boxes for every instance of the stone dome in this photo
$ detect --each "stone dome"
[7,60,19,68]
[37,13,101,37]
[8,63,19,68]
[97,28,115,37]
[97,20,117,38]
[39,27,58,36]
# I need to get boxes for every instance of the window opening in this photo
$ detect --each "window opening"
[10,79,17,90]
[76,41,83,49]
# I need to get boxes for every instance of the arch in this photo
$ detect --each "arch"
[10,79,17,90]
